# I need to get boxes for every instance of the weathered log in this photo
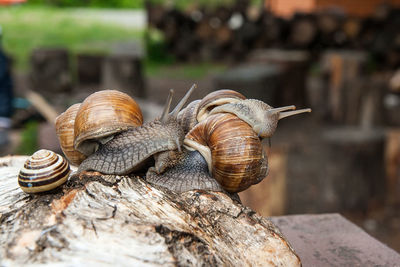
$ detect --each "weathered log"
[0,156,301,266]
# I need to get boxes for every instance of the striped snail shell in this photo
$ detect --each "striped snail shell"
[18,149,71,193]
[184,113,268,192]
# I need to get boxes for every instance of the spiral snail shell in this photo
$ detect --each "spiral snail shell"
[18,149,71,193]
[147,113,268,193]
[77,85,196,175]
[74,90,143,156]
[185,113,267,192]
[147,95,311,193]
[55,103,87,166]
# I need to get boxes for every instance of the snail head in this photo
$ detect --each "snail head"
[255,105,311,138]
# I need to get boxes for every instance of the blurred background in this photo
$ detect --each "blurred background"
[0,0,399,252]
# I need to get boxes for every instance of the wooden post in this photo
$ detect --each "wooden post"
[30,48,72,94]
[247,49,311,107]
[214,63,281,106]
[322,127,385,212]
[239,146,288,216]
[76,54,104,85]
[385,129,400,205]
[321,50,367,124]
[102,54,146,98]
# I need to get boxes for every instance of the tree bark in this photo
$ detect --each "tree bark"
[0,156,300,266]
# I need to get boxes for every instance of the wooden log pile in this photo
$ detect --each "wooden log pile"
[146,2,400,67]
[29,48,146,101]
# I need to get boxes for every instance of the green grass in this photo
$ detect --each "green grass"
[145,62,227,79]
[16,120,38,155]
[0,6,143,70]
[0,6,228,79]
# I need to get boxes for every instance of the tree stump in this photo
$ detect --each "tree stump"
[247,49,311,107]
[76,54,104,85]
[385,129,400,205]
[321,50,367,124]
[214,64,281,106]
[322,127,385,212]
[0,156,301,266]
[102,54,146,98]
[30,48,72,95]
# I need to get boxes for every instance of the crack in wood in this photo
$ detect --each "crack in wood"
[154,224,219,266]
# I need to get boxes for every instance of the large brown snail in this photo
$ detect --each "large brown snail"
[55,86,310,194]
[147,90,311,193]
[76,85,195,175]
[55,90,143,166]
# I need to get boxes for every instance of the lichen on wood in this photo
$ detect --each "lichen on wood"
[0,156,300,266]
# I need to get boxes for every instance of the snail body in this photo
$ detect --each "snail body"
[209,99,311,138]
[147,149,224,192]
[18,149,70,193]
[78,118,185,175]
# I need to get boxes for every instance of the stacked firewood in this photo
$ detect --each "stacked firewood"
[146,2,400,67]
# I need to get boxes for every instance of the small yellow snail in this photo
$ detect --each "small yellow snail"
[55,90,143,165]
[18,149,70,193]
